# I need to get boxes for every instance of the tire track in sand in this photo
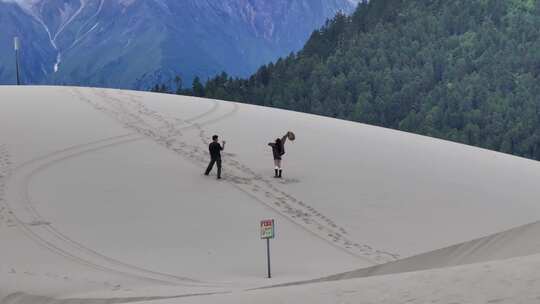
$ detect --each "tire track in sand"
[4,135,225,287]
[82,88,399,264]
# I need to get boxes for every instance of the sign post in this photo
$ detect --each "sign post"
[260,219,275,278]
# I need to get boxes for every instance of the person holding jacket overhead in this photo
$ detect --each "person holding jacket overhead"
[268,131,294,178]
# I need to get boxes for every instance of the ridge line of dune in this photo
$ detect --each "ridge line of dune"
[252,219,540,291]
[0,290,230,304]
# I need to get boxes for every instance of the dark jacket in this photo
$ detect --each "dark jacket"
[268,134,288,160]
[209,141,224,159]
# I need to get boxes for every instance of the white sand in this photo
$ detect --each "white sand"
[1,86,540,303]
[150,252,540,304]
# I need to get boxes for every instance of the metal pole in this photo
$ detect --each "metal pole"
[266,238,271,278]
[15,50,20,85]
[14,37,20,85]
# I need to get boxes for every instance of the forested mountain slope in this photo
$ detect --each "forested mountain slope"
[196,0,540,160]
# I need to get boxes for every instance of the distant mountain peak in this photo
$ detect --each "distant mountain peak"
[0,0,358,88]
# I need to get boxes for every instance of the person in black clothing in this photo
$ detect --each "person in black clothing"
[268,132,289,178]
[205,135,225,179]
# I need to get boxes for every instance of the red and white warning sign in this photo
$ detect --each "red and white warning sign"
[260,219,275,239]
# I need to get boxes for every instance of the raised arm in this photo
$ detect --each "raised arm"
[281,133,288,146]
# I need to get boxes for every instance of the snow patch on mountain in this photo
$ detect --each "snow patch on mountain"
[1,0,42,17]
[0,0,41,8]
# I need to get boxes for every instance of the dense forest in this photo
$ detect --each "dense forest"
[155,0,540,161]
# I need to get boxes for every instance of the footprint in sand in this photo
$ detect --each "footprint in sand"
[27,220,51,226]
[279,178,301,184]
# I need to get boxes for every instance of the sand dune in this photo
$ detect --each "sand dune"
[1,86,540,303]
[322,220,540,281]
[154,253,540,304]
[264,219,540,289]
